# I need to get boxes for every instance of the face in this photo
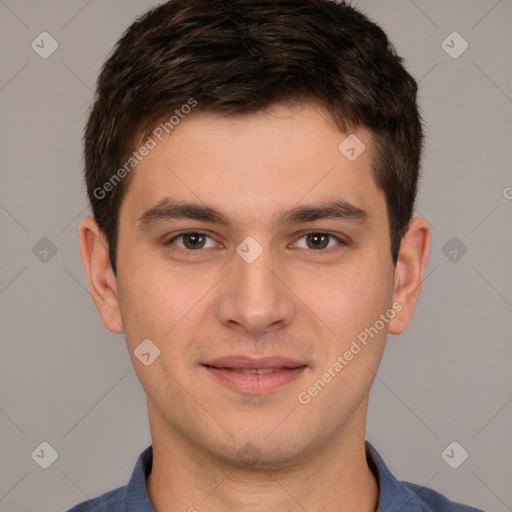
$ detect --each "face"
[93,102,404,467]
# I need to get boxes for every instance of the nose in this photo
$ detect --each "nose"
[216,243,296,339]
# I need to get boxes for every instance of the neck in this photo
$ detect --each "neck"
[146,402,379,512]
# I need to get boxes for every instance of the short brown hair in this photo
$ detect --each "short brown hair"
[84,0,424,274]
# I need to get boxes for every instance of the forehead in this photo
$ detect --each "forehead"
[120,103,385,230]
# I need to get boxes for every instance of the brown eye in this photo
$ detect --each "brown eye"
[166,231,216,251]
[182,233,206,249]
[293,232,344,251]
[305,233,330,250]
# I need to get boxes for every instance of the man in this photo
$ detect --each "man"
[69,0,484,510]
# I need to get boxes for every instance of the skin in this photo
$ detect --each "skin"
[79,102,430,512]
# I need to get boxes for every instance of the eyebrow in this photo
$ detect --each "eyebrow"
[137,197,370,229]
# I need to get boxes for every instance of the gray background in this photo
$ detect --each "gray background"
[1,0,511,510]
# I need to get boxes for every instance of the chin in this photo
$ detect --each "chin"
[208,428,313,471]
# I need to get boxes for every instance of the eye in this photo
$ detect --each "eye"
[163,230,346,253]
[292,232,345,251]
[165,231,218,251]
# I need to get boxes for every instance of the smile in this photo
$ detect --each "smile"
[202,363,307,394]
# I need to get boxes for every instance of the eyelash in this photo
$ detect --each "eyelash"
[163,230,347,255]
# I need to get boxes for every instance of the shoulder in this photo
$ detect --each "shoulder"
[66,485,126,511]
[365,441,485,512]
[65,446,153,512]
[399,481,486,511]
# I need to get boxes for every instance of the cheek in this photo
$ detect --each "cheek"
[117,269,200,398]
[117,257,220,368]
[116,260,181,345]
[296,260,391,337]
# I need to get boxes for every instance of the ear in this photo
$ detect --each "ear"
[79,216,124,333]
[388,217,431,335]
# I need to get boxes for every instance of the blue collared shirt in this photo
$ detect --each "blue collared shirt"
[67,441,485,511]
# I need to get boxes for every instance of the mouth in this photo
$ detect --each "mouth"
[205,367,296,375]
[202,356,307,394]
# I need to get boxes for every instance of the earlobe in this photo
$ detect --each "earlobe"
[79,216,124,334]
[388,217,431,335]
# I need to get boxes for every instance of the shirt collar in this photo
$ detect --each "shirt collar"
[125,445,155,511]
[366,440,406,511]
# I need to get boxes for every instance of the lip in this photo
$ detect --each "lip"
[202,355,307,394]
[203,355,306,369]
